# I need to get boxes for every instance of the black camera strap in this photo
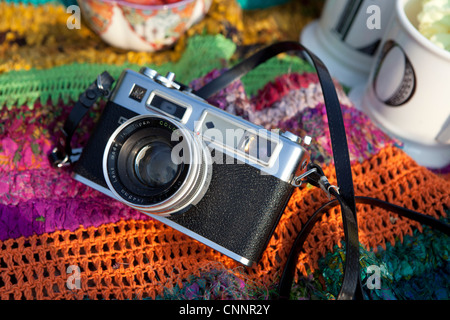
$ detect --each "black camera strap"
[50,41,449,300]
[193,41,449,300]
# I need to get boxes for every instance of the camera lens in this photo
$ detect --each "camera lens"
[134,142,179,188]
[103,115,212,216]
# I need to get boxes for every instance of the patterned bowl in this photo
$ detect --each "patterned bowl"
[77,0,212,51]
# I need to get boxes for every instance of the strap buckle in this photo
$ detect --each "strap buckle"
[318,175,340,199]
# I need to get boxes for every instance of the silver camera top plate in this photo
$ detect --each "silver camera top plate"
[109,68,309,183]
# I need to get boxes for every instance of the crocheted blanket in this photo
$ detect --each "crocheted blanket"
[0,0,449,301]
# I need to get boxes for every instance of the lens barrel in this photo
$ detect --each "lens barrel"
[103,115,212,216]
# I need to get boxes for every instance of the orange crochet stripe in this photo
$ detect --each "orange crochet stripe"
[0,146,448,299]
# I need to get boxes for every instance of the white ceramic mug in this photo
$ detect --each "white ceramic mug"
[300,0,396,87]
[361,0,450,169]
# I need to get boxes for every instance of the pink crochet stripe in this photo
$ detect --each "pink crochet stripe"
[0,101,98,173]
[248,81,351,128]
[0,169,101,206]
[251,73,321,111]
[276,102,397,165]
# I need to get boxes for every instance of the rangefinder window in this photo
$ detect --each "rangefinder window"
[147,91,190,122]
[198,110,279,166]
[238,132,275,164]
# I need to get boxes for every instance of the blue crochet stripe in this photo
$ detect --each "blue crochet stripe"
[317,218,450,300]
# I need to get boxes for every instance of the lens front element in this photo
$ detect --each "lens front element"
[135,142,179,188]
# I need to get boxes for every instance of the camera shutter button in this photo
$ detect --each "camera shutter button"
[155,72,180,90]
[165,72,175,82]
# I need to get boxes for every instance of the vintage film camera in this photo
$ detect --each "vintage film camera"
[71,68,310,266]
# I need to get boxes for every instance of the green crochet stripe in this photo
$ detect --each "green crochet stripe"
[237,0,290,10]
[0,63,135,108]
[0,34,314,109]
[0,35,236,109]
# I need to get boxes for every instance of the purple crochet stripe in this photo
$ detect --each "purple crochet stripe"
[0,169,150,241]
[0,198,149,241]
[275,102,396,165]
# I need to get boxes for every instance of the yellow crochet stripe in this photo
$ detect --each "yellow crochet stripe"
[0,0,321,74]
[0,0,244,73]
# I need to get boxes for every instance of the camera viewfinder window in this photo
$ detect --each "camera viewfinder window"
[149,94,186,120]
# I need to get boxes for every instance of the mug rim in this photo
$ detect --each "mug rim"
[397,0,450,61]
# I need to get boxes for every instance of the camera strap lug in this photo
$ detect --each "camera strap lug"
[291,167,317,188]
[292,163,340,199]
[49,147,83,168]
